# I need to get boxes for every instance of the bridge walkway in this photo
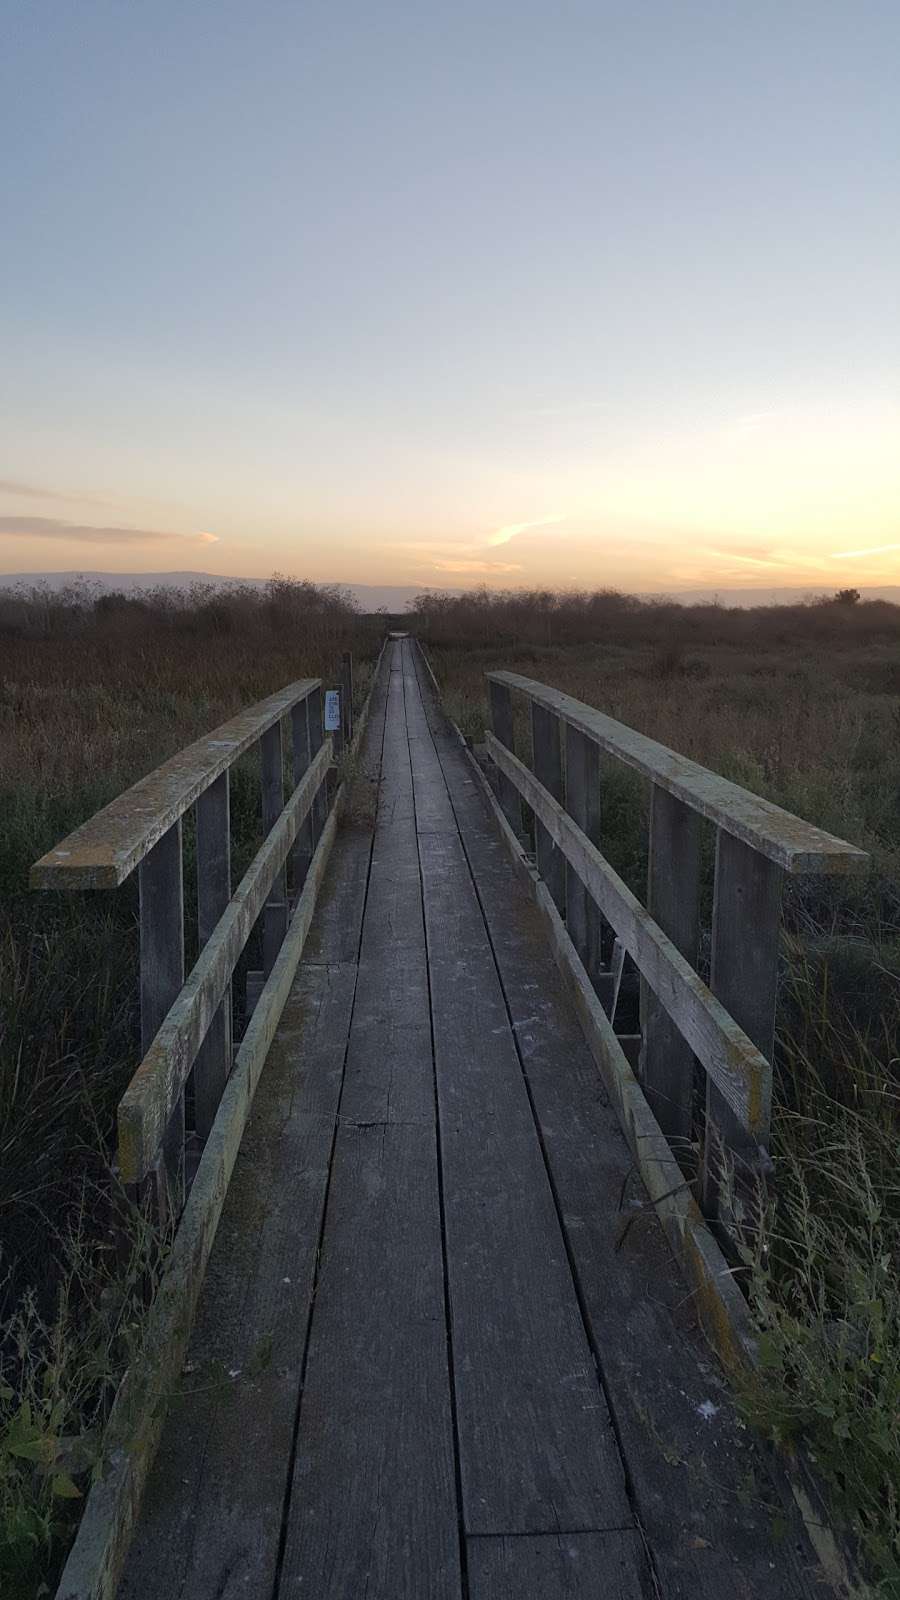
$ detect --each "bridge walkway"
[120,637,819,1600]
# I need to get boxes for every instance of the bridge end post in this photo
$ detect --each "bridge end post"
[291,697,313,898]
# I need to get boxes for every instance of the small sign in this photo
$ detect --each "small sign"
[324,689,341,732]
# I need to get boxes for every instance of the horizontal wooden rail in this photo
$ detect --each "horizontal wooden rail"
[487,671,868,875]
[487,732,771,1136]
[118,740,331,1184]
[31,678,321,889]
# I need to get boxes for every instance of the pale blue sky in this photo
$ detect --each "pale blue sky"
[2,1,898,589]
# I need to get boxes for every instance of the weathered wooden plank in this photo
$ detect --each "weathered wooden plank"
[531,700,566,914]
[118,741,331,1183]
[290,695,313,894]
[467,1532,647,1599]
[54,799,342,1600]
[278,1121,460,1597]
[32,678,321,889]
[119,958,357,1600]
[487,732,770,1138]
[488,672,867,875]
[701,830,783,1217]
[565,721,603,983]
[418,831,629,1534]
[193,772,232,1141]
[640,784,701,1145]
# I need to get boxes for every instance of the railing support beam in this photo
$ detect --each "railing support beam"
[139,822,185,1218]
[291,697,313,897]
[700,830,780,1218]
[564,724,602,983]
[194,772,232,1140]
[531,702,566,915]
[640,785,701,1147]
[488,679,520,834]
[261,721,288,976]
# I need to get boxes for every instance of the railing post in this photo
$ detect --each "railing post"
[700,829,780,1218]
[640,785,701,1146]
[260,720,288,975]
[531,701,566,915]
[291,695,313,896]
[341,651,354,746]
[564,723,601,982]
[193,771,232,1140]
[488,680,520,833]
[308,684,326,841]
[139,821,185,1218]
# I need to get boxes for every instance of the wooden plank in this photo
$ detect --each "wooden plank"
[417,827,629,1534]
[487,732,770,1139]
[564,722,602,983]
[640,784,701,1145]
[193,773,233,1140]
[531,700,566,914]
[32,678,321,888]
[488,672,867,876]
[119,958,358,1600]
[279,1123,461,1600]
[701,830,783,1217]
[290,696,312,894]
[55,799,342,1600]
[467,1532,647,1599]
[118,740,331,1184]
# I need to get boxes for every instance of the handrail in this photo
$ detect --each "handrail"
[487,732,770,1134]
[485,667,869,1222]
[118,741,331,1184]
[487,671,867,875]
[31,677,321,889]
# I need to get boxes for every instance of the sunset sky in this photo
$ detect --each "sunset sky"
[2,2,898,594]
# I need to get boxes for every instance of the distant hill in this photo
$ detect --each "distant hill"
[2,571,900,611]
[0,570,439,613]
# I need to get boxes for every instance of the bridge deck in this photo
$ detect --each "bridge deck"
[121,638,819,1599]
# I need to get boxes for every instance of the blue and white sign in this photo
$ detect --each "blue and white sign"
[324,689,341,732]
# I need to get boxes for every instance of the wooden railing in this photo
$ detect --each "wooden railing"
[486,671,868,1220]
[31,653,356,1220]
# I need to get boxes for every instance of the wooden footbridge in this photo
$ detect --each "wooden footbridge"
[34,636,867,1600]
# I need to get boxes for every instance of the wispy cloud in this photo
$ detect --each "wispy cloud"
[431,558,523,575]
[831,542,900,560]
[486,513,566,549]
[0,516,219,546]
[0,478,112,506]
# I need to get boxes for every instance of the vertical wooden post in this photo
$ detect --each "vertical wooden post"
[193,772,232,1139]
[341,652,354,746]
[291,695,313,897]
[308,685,326,842]
[139,821,184,1218]
[564,723,601,981]
[531,701,566,916]
[700,829,780,1217]
[640,785,701,1145]
[260,720,288,976]
[488,679,520,833]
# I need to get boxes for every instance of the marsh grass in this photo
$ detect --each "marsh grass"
[0,579,380,1593]
[423,593,900,1589]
